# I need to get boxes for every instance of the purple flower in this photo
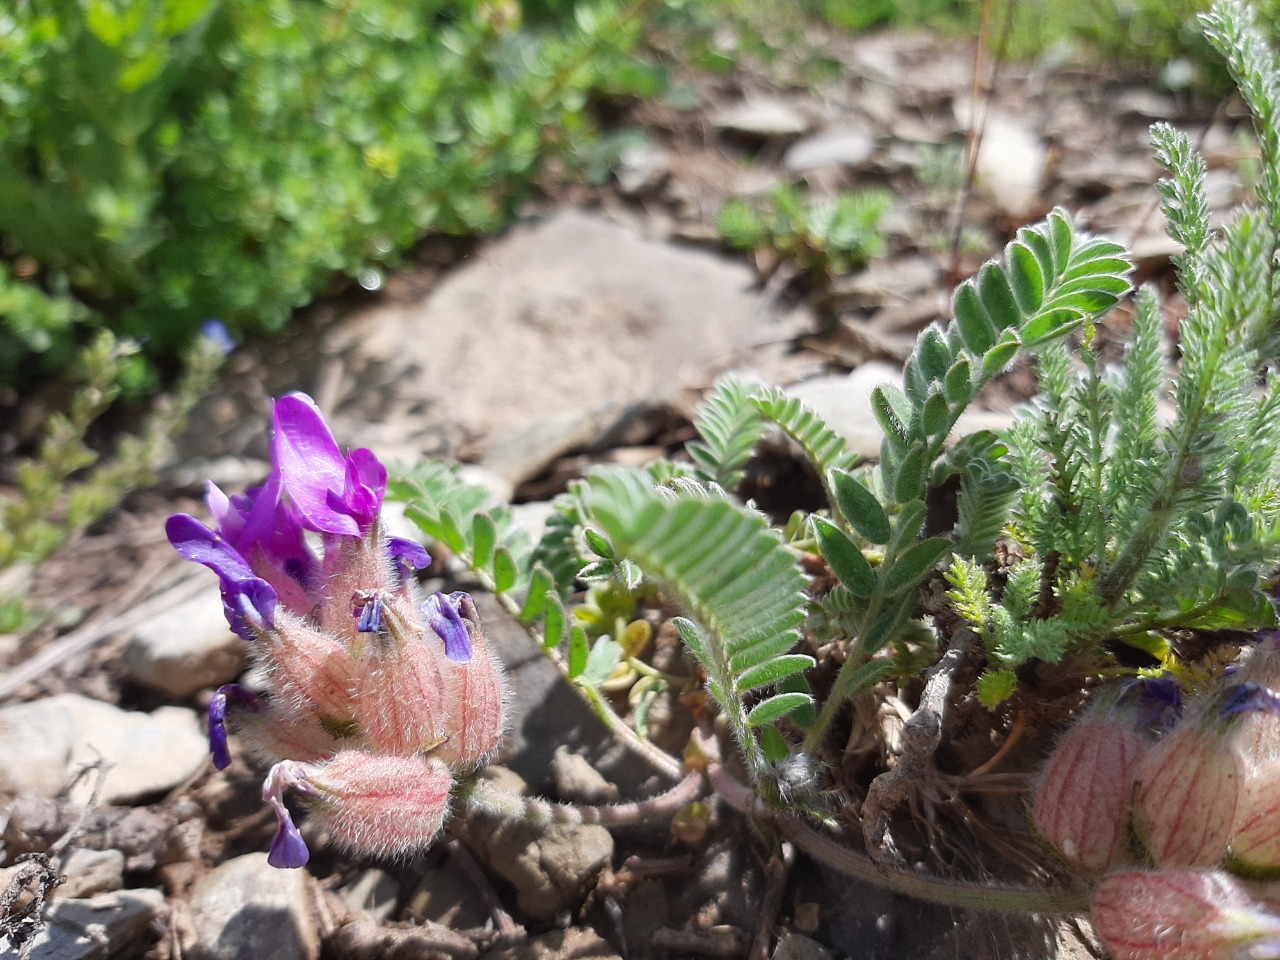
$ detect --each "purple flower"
[388,537,431,583]
[207,481,317,611]
[264,762,314,869]
[199,319,236,355]
[264,394,387,538]
[166,515,278,640]
[1219,681,1280,717]
[423,592,473,662]
[208,684,267,770]
[1118,674,1183,732]
[354,593,384,634]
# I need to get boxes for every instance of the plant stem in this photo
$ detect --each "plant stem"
[708,761,1094,915]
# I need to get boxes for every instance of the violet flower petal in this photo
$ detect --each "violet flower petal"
[207,684,267,770]
[1220,681,1280,717]
[167,514,277,638]
[388,538,431,582]
[267,813,310,869]
[272,393,361,537]
[423,592,472,662]
[355,594,384,633]
[264,762,313,869]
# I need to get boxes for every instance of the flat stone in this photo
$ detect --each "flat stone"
[969,110,1046,219]
[342,868,399,923]
[784,126,875,172]
[713,98,810,138]
[456,814,613,921]
[331,211,806,484]
[0,694,206,804]
[54,849,124,900]
[9,889,164,960]
[773,933,835,960]
[182,853,320,960]
[784,364,1017,462]
[123,592,246,699]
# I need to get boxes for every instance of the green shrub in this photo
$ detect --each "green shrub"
[0,0,654,391]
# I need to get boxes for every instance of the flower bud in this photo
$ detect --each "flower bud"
[1033,713,1148,873]
[433,593,506,768]
[301,751,454,858]
[254,610,359,727]
[1230,759,1280,876]
[1032,678,1177,873]
[1092,869,1280,960]
[1134,700,1243,868]
[352,594,455,756]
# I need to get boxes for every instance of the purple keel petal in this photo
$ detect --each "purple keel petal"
[264,761,314,869]
[423,592,472,662]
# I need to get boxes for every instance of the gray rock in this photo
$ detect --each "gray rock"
[54,849,124,900]
[713,99,810,138]
[0,694,206,804]
[616,140,670,195]
[122,592,246,699]
[773,933,835,960]
[342,868,399,923]
[456,814,613,921]
[550,745,619,804]
[406,859,489,929]
[7,888,164,960]
[330,211,806,485]
[784,126,875,172]
[969,110,1046,219]
[182,853,320,960]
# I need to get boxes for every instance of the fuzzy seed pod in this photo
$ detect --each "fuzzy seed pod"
[305,751,454,858]
[1092,869,1280,960]
[1230,758,1280,876]
[434,595,506,768]
[1134,720,1241,868]
[1033,715,1148,873]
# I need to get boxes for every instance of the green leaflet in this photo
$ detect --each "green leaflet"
[751,385,860,477]
[582,467,812,779]
[688,375,769,491]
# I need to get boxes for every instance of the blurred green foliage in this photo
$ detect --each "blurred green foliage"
[0,0,654,391]
[717,184,893,283]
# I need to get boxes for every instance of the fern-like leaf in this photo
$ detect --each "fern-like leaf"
[752,385,860,477]
[580,467,811,780]
[688,376,769,491]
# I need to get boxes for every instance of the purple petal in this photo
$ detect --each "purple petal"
[263,761,313,869]
[423,592,472,662]
[208,684,266,770]
[167,514,277,638]
[1118,675,1182,732]
[272,394,360,537]
[355,593,384,633]
[267,814,310,869]
[343,448,387,529]
[1219,681,1280,717]
[388,538,431,582]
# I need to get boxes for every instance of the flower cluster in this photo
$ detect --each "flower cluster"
[1032,656,1280,960]
[167,394,505,867]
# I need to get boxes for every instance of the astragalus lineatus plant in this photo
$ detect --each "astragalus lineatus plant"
[171,1,1280,955]
[166,393,505,867]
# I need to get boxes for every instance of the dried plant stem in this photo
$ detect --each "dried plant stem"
[461,770,703,827]
[861,631,972,865]
[709,760,1093,916]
